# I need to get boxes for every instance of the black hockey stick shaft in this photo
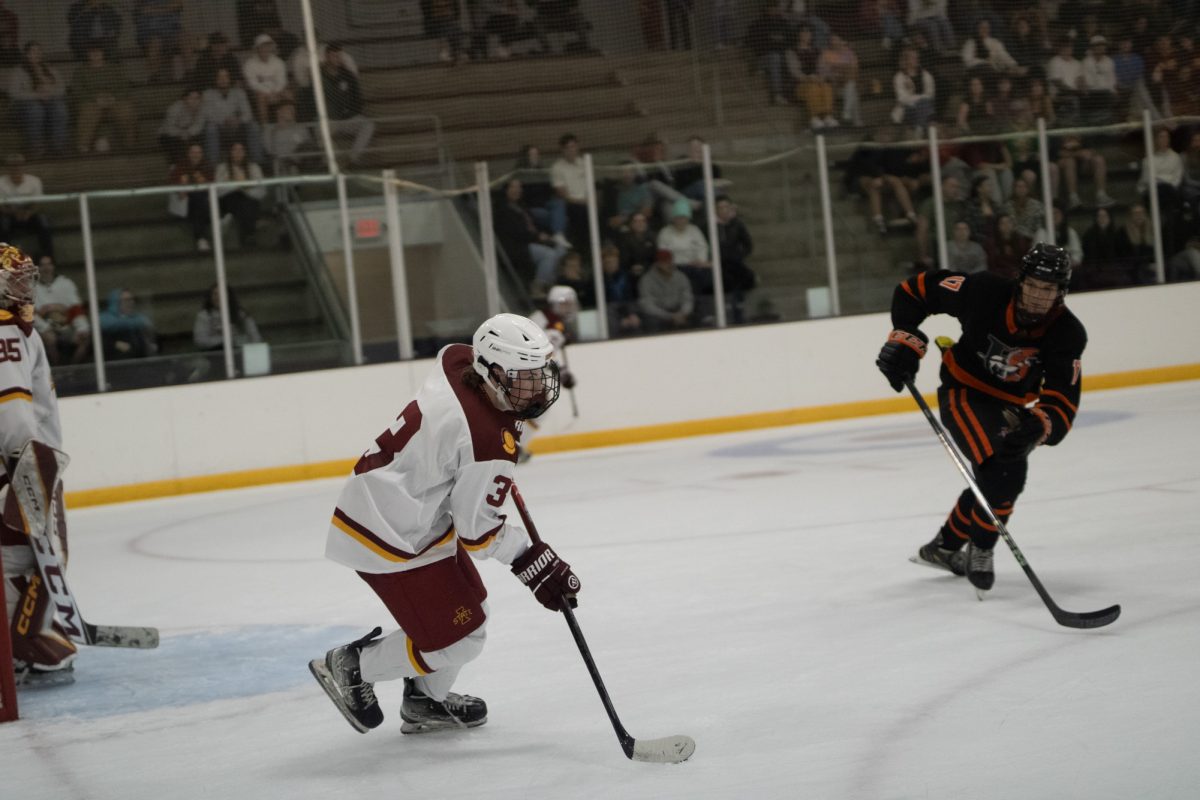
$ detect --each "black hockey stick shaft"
[510,484,637,758]
[904,380,1120,629]
[559,347,579,418]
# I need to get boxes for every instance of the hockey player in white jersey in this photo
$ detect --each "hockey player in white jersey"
[0,243,77,686]
[310,313,582,734]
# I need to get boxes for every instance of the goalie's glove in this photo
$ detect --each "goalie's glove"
[997,406,1051,461]
[876,328,928,392]
[511,541,580,612]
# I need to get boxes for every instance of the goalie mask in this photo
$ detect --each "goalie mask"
[472,313,560,420]
[0,242,36,324]
[1015,242,1071,326]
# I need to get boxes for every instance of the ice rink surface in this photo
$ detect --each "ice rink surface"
[3,381,1199,799]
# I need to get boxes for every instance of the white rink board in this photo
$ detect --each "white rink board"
[59,282,1200,491]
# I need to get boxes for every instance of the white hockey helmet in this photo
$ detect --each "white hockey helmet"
[546,284,579,313]
[472,313,560,419]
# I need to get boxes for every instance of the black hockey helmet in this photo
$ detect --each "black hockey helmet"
[1020,242,1072,287]
[1015,242,1070,325]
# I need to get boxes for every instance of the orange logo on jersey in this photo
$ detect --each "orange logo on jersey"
[939,276,966,292]
[977,335,1039,383]
[501,430,517,455]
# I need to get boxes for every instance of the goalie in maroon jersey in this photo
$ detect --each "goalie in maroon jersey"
[309,313,581,734]
[876,243,1087,593]
[0,243,78,687]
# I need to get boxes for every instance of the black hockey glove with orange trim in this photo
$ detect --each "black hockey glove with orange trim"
[511,541,580,612]
[876,328,928,392]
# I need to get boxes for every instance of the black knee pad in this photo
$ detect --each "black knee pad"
[975,457,1028,508]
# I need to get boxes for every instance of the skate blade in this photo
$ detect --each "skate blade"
[975,587,989,601]
[16,670,76,689]
[308,659,377,734]
[400,716,487,735]
[909,554,963,576]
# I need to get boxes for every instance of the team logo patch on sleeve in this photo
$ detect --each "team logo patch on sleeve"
[977,335,1039,382]
[501,430,517,455]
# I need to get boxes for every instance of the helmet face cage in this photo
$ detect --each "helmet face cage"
[0,244,36,310]
[1016,243,1070,324]
[484,359,561,419]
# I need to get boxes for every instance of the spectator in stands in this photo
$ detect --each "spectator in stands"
[605,162,654,235]
[8,41,69,158]
[318,44,375,167]
[1138,127,1184,251]
[514,144,557,230]
[158,87,205,165]
[551,133,589,250]
[1055,134,1114,210]
[256,13,300,61]
[631,133,690,220]
[846,129,921,235]
[955,75,994,134]
[906,0,954,54]
[1170,34,1200,120]
[599,242,642,336]
[639,248,694,332]
[494,177,567,296]
[289,41,358,90]
[961,19,1022,77]
[529,0,595,55]
[554,249,594,307]
[0,154,54,259]
[1166,236,1200,283]
[465,1,524,61]
[169,142,215,252]
[1181,131,1200,212]
[216,141,267,249]
[1004,177,1045,240]
[190,31,241,90]
[1006,13,1046,77]
[134,0,182,82]
[1079,206,1129,288]
[100,288,157,361]
[1006,132,1052,198]
[1147,35,1181,118]
[1047,37,1083,125]
[421,0,466,63]
[821,34,862,127]
[787,26,835,130]
[1022,76,1055,125]
[1080,35,1117,124]
[244,34,292,124]
[1113,36,1156,121]
[1034,202,1083,268]
[989,76,1022,131]
[914,173,966,269]
[0,1,17,68]
[1117,203,1156,283]
[664,0,693,51]
[67,0,122,63]
[892,47,936,134]
[618,210,657,279]
[715,196,756,321]
[265,101,315,175]
[194,284,262,351]
[72,46,136,154]
[670,135,722,203]
[864,0,905,52]
[657,197,711,305]
[783,1,831,49]
[33,254,91,366]
[985,213,1030,279]
[744,3,794,106]
[203,67,263,167]
[964,174,998,242]
[946,220,987,272]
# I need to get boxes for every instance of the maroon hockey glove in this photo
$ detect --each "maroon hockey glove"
[560,370,576,390]
[876,328,928,392]
[511,541,580,612]
[997,407,1051,461]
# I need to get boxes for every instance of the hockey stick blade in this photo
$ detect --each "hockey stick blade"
[85,623,159,649]
[629,734,697,764]
[1050,603,1121,629]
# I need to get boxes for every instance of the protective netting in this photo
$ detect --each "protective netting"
[1,2,1197,396]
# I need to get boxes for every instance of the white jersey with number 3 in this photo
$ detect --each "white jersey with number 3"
[325,343,531,575]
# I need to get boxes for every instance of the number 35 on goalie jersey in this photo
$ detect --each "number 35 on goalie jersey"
[324,343,531,575]
[891,269,1087,446]
[0,324,63,456]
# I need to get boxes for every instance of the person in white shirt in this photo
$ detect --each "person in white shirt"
[907,0,954,52]
[0,154,53,259]
[1046,38,1083,123]
[308,314,579,735]
[242,33,292,124]
[548,133,587,249]
[960,19,1022,76]
[1080,36,1117,123]
[32,254,90,365]
[892,47,936,131]
[1138,127,1185,246]
[288,41,358,89]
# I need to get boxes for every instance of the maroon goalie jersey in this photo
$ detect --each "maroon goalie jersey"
[325,344,532,574]
[891,270,1087,446]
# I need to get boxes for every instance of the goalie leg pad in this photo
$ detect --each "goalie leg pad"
[7,572,77,670]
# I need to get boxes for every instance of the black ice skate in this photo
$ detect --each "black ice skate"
[309,627,384,733]
[966,543,995,595]
[14,661,75,689]
[400,677,487,734]
[910,532,966,576]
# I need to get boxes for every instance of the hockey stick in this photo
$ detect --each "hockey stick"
[904,380,1120,629]
[510,484,695,763]
[7,443,160,649]
[559,347,579,418]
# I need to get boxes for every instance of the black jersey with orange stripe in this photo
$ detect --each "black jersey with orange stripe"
[890,269,1086,446]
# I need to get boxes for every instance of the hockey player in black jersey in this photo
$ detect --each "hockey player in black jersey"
[875,243,1087,593]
